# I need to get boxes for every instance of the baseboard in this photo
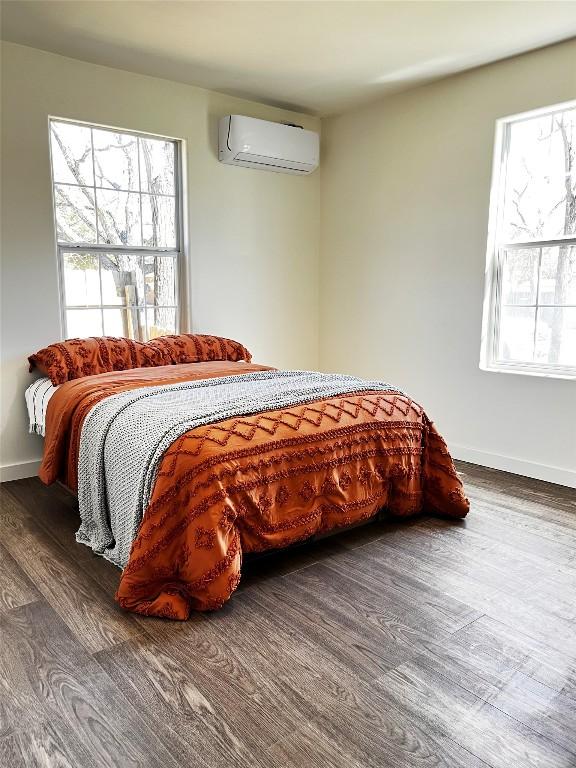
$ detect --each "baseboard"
[451,444,576,489]
[0,460,41,483]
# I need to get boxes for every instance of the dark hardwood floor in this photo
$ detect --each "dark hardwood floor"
[1,461,575,768]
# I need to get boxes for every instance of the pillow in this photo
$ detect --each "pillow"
[28,336,167,385]
[146,334,252,365]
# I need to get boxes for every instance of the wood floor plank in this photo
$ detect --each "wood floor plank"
[242,561,478,689]
[95,636,268,768]
[134,605,322,760]
[455,461,576,518]
[484,670,576,757]
[0,600,181,768]
[371,516,576,628]
[318,553,482,633]
[338,530,576,656]
[0,611,39,739]
[413,517,576,611]
[451,614,576,702]
[369,513,576,601]
[230,594,491,768]
[0,733,23,768]
[1,721,78,768]
[0,541,39,611]
[0,488,141,653]
[320,538,504,625]
[446,502,576,568]
[140,590,489,767]
[294,560,479,639]
[247,576,418,680]
[461,488,576,540]
[393,616,576,756]
[376,656,576,768]
[265,722,368,768]
[3,479,122,596]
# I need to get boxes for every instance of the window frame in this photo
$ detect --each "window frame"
[480,100,576,380]
[48,116,187,341]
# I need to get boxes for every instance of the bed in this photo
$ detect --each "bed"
[29,336,469,620]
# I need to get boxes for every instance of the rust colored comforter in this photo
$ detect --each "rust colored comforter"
[40,362,469,619]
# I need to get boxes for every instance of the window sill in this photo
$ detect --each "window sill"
[479,362,576,381]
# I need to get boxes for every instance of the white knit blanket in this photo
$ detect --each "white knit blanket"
[75,370,401,569]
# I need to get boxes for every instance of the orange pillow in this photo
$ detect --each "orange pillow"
[146,334,252,365]
[28,337,168,385]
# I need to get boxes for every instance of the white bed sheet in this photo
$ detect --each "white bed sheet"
[24,377,58,436]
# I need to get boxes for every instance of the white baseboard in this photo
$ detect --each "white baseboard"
[451,444,576,489]
[0,460,41,483]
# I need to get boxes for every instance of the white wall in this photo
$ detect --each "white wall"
[3,39,575,487]
[0,42,321,480]
[320,40,576,487]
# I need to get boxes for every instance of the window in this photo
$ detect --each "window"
[49,119,183,341]
[481,102,576,378]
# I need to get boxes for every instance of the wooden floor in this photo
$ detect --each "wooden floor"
[0,462,575,768]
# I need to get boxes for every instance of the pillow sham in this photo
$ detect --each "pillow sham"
[28,336,167,386]
[28,334,253,386]
[146,334,252,365]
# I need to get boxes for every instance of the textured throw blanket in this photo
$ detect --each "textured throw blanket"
[76,370,402,568]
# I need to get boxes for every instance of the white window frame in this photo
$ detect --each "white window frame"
[48,117,187,341]
[480,100,576,380]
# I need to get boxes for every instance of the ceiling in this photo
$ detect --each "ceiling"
[2,1,576,116]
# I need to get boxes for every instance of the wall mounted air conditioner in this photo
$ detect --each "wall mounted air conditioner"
[218,115,319,174]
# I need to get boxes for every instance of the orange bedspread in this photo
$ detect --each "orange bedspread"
[41,362,469,619]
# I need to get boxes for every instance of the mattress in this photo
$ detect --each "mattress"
[24,376,58,436]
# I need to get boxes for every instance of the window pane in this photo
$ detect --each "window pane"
[63,252,100,306]
[96,189,141,246]
[103,308,130,337]
[101,254,145,306]
[145,307,176,339]
[131,310,147,341]
[54,184,97,244]
[502,249,539,305]
[503,109,576,242]
[535,307,576,366]
[102,308,147,340]
[66,309,103,338]
[498,306,535,362]
[50,122,94,186]
[142,195,176,248]
[538,246,576,305]
[139,138,175,195]
[93,129,139,191]
[144,256,176,307]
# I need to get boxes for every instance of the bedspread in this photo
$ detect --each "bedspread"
[76,370,404,569]
[40,362,469,619]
